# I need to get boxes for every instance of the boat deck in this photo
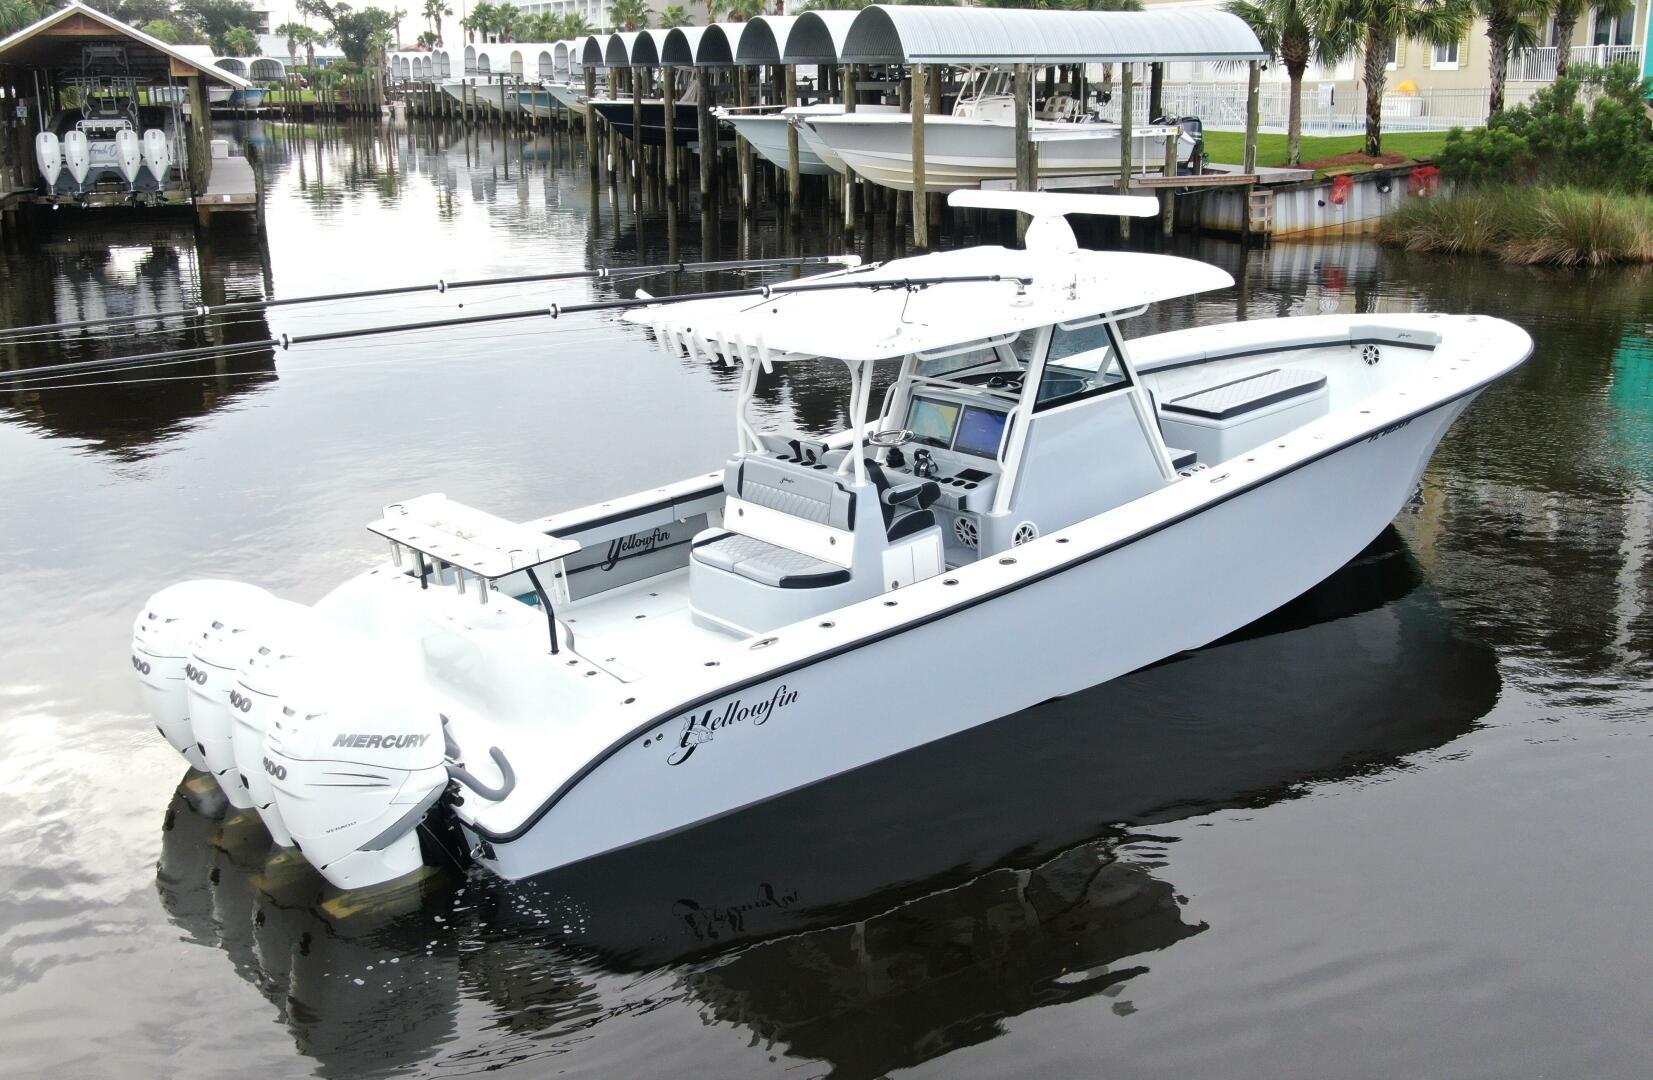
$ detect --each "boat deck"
[561,569,742,682]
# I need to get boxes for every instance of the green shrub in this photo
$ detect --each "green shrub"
[1438,63,1653,193]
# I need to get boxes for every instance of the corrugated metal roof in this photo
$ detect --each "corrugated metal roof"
[840,6,1266,65]
[0,1,251,87]
[580,35,607,68]
[782,11,858,65]
[604,32,642,69]
[695,21,747,66]
[630,29,675,67]
[733,15,799,64]
[660,27,707,66]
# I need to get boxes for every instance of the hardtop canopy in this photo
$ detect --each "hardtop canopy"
[0,0,251,88]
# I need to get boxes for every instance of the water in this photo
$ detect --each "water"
[1,121,1650,1079]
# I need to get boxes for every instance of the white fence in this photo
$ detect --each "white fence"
[1138,81,1558,135]
[1510,44,1643,83]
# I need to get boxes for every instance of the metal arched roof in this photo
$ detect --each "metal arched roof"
[782,11,858,65]
[629,28,675,67]
[580,36,606,68]
[840,6,1267,65]
[604,31,641,68]
[695,21,747,66]
[661,26,708,66]
[733,15,799,64]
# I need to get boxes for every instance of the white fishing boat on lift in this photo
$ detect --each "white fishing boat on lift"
[546,80,594,119]
[442,77,511,111]
[130,192,1532,893]
[717,102,901,177]
[805,68,1202,193]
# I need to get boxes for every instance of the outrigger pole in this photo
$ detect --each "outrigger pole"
[0,274,1033,387]
[0,255,862,344]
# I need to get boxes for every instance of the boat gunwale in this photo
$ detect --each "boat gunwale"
[468,316,1532,846]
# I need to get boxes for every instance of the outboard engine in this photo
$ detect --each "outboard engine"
[34,132,62,191]
[1153,114,1205,172]
[132,580,272,772]
[231,601,346,848]
[114,128,142,187]
[141,129,170,186]
[185,587,275,810]
[62,129,91,190]
[265,675,449,890]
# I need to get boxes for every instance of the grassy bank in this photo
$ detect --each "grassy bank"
[1203,131,1450,174]
[1378,187,1653,266]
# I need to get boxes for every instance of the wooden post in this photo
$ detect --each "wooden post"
[927,63,943,245]
[1119,63,1133,241]
[1243,60,1261,175]
[697,66,714,201]
[584,67,598,170]
[737,65,753,210]
[186,74,211,195]
[630,68,643,183]
[1162,131,1179,237]
[785,65,800,221]
[1149,62,1164,123]
[911,63,927,249]
[664,65,677,194]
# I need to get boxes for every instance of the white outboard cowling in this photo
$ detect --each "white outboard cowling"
[114,128,142,185]
[185,586,275,810]
[132,579,272,772]
[265,674,451,890]
[62,129,91,188]
[141,129,170,185]
[231,601,347,848]
[35,132,62,190]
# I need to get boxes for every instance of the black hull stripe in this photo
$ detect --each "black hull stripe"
[475,374,1505,846]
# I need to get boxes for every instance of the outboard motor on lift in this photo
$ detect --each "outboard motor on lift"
[265,675,450,890]
[132,580,273,773]
[1153,115,1206,173]
[62,129,91,191]
[34,132,62,191]
[114,128,141,187]
[141,129,170,186]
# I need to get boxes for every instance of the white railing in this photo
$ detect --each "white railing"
[1139,81,1564,135]
[1510,44,1643,83]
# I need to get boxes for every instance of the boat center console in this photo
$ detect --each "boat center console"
[880,387,1009,514]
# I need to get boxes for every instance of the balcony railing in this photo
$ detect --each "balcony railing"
[1511,44,1643,83]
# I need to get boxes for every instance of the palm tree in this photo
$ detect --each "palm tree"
[1474,0,1549,115]
[1320,0,1471,156]
[275,20,307,61]
[1549,0,1629,77]
[461,0,493,42]
[422,0,451,44]
[0,0,40,35]
[609,0,649,31]
[558,13,594,36]
[659,4,691,27]
[291,24,330,67]
[493,1,519,42]
[224,24,258,56]
[1225,0,1336,167]
[716,0,763,20]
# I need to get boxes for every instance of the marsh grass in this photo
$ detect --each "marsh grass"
[1380,187,1653,265]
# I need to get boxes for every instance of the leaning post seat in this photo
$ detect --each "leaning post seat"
[688,454,944,637]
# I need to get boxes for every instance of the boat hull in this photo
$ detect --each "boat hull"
[591,100,700,147]
[469,380,1484,879]
[720,113,834,176]
[805,114,1195,192]
[442,80,511,111]
[514,89,554,117]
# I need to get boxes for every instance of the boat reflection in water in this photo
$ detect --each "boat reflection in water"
[0,220,275,459]
[156,527,1499,1075]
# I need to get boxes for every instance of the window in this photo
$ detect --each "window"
[1431,41,1459,69]
[1384,38,1401,70]
[1592,7,1633,46]
[1035,318,1129,409]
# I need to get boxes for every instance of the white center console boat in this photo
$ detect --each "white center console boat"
[131,192,1532,893]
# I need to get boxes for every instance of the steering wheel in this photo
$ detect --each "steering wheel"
[986,374,1024,391]
[867,428,914,448]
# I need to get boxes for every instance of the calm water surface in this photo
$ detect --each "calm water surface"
[0,121,1650,1079]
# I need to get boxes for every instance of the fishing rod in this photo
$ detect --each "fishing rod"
[0,274,1031,388]
[0,254,863,344]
